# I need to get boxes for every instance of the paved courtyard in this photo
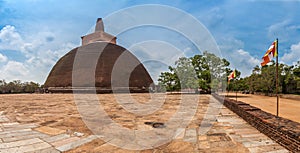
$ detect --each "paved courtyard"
[0,94,288,152]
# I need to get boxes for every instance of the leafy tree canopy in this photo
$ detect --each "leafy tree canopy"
[158,51,236,93]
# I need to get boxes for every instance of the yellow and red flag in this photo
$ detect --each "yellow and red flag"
[228,70,236,81]
[261,40,278,66]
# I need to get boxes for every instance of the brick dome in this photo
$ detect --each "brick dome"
[44,42,153,93]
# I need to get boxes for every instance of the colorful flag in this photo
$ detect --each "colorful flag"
[261,40,277,66]
[228,70,236,81]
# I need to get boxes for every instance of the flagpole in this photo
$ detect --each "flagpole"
[276,38,279,117]
[235,69,237,102]
[227,84,229,97]
[235,78,237,102]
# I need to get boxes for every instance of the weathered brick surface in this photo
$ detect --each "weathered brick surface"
[213,93,300,153]
[44,42,154,93]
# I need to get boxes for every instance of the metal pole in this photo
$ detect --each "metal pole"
[276,38,279,117]
[236,89,237,101]
[235,81,237,101]
[227,88,229,97]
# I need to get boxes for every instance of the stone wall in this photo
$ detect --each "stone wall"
[212,93,300,152]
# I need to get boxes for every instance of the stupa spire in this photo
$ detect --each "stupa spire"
[95,18,104,32]
[81,18,116,46]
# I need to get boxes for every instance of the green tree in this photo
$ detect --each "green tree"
[174,57,198,90]
[158,51,233,93]
[293,61,300,77]
[0,80,41,93]
[23,82,40,93]
[158,69,180,92]
[7,80,23,93]
[246,62,286,95]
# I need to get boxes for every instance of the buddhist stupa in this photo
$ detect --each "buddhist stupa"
[44,18,153,93]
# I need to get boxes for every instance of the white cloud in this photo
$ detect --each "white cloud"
[0,25,24,51]
[0,25,77,83]
[217,37,260,77]
[268,20,300,43]
[24,42,76,83]
[281,42,300,65]
[224,49,260,77]
[218,37,244,52]
[0,61,29,81]
[0,53,7,62]
[236,49,261,66]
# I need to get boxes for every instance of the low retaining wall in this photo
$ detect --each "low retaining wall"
[212,93,300,152]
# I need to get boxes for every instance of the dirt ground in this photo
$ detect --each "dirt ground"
[225,92,300,123]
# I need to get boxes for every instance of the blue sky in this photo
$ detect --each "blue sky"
[0,0,300,83]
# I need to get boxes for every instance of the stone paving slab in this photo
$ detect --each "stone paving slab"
[56,135,98,152]
[2,132,49,143]
[0,141,52,153]
[42,133,71,143]
[34,126,66,136]
[1,123,38,130]
[0,138,42,149]
[241,133,266,138]
[0,130,38,139]
[0,129,32,137]
[26,147,60,153]
[242,139,276,148]
[1,122,19,126]
[1,122,18,126]
[51,136,81,147]
[183,128,197,143]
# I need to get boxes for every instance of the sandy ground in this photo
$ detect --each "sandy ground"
[225,92,300,123]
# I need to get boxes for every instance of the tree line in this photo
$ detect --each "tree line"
[232,61,300,95]
[158,51,299,95]
[0,80,41,94]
